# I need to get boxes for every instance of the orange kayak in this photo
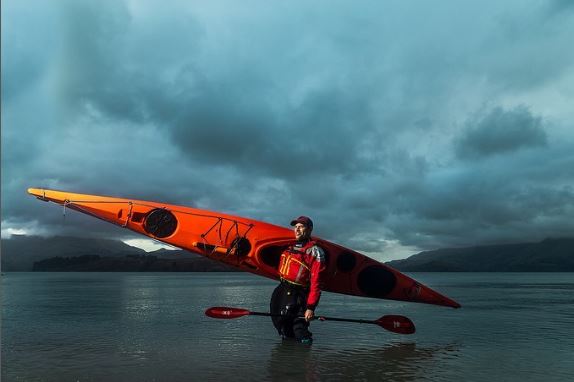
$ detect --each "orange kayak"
[28,188,460,308]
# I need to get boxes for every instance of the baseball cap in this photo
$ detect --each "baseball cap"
[290,216,313,229]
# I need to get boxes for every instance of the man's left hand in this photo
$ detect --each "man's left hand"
[304,309,314,321]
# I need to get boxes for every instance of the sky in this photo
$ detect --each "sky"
[2,0,574,261]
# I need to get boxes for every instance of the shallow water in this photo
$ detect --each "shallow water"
[2,272,573,381]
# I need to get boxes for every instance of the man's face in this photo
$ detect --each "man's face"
[293,223,311,241]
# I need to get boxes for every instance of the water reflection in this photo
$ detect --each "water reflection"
[267,341,460,382]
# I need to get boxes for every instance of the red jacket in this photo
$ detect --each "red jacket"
[278,240,327,310]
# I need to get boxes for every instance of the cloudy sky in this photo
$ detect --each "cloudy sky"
[2,0,574,261]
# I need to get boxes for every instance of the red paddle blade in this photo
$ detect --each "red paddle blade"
[377,315,416,334]
[205,307,250,319]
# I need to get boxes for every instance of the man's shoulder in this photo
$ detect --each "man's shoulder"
[306,242,326,262]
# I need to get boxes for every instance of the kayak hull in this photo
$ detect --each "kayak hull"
[27,188,461,308]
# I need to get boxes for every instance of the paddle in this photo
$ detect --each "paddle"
[205,306,415,335]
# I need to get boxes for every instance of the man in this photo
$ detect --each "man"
[270,216,327,344]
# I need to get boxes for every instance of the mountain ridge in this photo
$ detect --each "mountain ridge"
[2,235,573,272]
[385,237,574,272]
[1,235,234,272]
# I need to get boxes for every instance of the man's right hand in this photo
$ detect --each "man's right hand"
[304,309,314,321]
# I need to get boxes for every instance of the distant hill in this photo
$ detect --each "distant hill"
[4,235,573,272]
[386,238,574,272]
[1,235,236,272]
[1,235,145,271]
[32,252,237,272]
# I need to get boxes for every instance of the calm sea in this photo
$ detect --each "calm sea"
[2,272,573,382]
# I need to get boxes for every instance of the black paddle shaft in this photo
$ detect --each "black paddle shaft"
[248,311,375,324]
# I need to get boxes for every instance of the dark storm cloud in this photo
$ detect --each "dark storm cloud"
[3,0,574,260]
[380,141,574,248]
[548,0,574,14]
[473,2,574,92]
[55,0,201,124]
[47,7,398,227]
[455,106,547,159]
[51,1,381,180]
[168,83,377,179]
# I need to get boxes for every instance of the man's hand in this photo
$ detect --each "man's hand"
[304,309,314,321]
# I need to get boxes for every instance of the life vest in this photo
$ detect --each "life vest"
[278,240,319,287]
